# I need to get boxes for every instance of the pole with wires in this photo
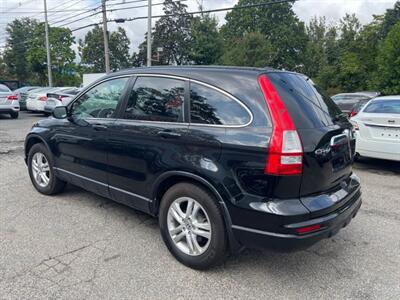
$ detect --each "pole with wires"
[102,0,111,73]
[43,0,53,87]
[147,0,152,67]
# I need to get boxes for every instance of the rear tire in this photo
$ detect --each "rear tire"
[159,182,228,270]
[10,112,18,119]
[28,143,66,195]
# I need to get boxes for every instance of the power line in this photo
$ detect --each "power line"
[57,0,185,28]
[71,0,297,32]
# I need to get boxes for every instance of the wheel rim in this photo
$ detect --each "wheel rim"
[31,152,51,188]
[167,197,212,256]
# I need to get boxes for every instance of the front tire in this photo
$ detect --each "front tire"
[28,143,66,195]
[159,182,228,270]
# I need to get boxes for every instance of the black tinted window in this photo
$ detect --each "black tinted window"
[364,100,400,114]
[190,83,250,125]
[124,77,184,122]
[268,73,342,128]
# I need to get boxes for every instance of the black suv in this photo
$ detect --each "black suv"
[25,67,361,269]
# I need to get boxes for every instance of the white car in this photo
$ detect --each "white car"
[26,87,73,112]
[351,96,400,161]
[26,87,57,112]
[0,84,20,119]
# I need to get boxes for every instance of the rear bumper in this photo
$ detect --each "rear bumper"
[356,132,400,161]
[232,195,361,251]
[229,174,362,252]
[0,106,19,113]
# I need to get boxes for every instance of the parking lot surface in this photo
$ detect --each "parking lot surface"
[1,112,399,299]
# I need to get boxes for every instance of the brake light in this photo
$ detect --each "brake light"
[258,75,303,176]
[39,96,47,101]
[350,109,357,117]
[7,95,18,101]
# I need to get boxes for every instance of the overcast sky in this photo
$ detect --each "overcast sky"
[0,0,397,53]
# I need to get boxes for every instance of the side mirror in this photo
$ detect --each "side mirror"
[52,106,68,119]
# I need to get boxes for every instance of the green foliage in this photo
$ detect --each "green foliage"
[375,21,400,94]
[189,14,222,65]
[222,32,274,67]
[28,24,76,85]
[79,25,131,72]
[221,0,308,70]
[135,0,193,66]
[3,18,38,82]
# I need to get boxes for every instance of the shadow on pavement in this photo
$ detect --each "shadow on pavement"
[354,156,400,175]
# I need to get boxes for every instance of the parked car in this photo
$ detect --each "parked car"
[24,67,362,269]
[332,92,379,114]
[20,87,43,110]
[349,98,372,117]
[26,87,73,113]
[0,83,20,119]
[13,86,40,110]
[351,96,400,161]
[44,88,81,114]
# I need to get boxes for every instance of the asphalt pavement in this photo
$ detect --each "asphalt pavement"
[0,112,399,299]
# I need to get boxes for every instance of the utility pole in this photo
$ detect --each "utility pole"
[102,0,111,73]
[147,0,152,67]
[43,0,52,87]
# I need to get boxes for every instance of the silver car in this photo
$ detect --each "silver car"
[44,88,81,114]
[0,84,20,119]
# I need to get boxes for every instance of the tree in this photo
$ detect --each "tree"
[28,24,76,85]
[109,27,131,70]
[3,18,38,82]
[189,14,223,65]
[221,0,308,70]
[379,1,400,38]
[79,25,132,72]
[375,21,400,94]
[79,25,107,73]
[222,32,275,67]
[150,0,193,65]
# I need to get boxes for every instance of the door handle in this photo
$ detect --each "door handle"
[157,130,181,138]
[92,124,108,131]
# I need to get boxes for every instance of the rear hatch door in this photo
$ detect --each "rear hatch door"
[267,72,357,216]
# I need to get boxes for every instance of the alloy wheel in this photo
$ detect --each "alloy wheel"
[167,197,212,256]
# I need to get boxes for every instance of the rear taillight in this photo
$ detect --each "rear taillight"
[258,75,303,176]
[350,109,357,117]
[58,95,67,102]
[7,95,18,101]
[39,96,47,101]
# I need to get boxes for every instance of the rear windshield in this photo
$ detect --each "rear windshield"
[363,100,400,114]
[267,72,342,129]
[0,84,10,92]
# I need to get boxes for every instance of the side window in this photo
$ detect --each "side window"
[124,77,184,122]
[71,77,128,119]
[190,82,250,126]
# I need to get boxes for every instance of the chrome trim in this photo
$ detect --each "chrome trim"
[109,185,152,202]
[113,73,254,128]
[231,225,295,238]
[54,167,152,202]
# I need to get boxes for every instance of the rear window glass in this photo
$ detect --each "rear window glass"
[0,84,10,92]
[190,82,251,126]
[267,72,342,129]
[363,100,400,114]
